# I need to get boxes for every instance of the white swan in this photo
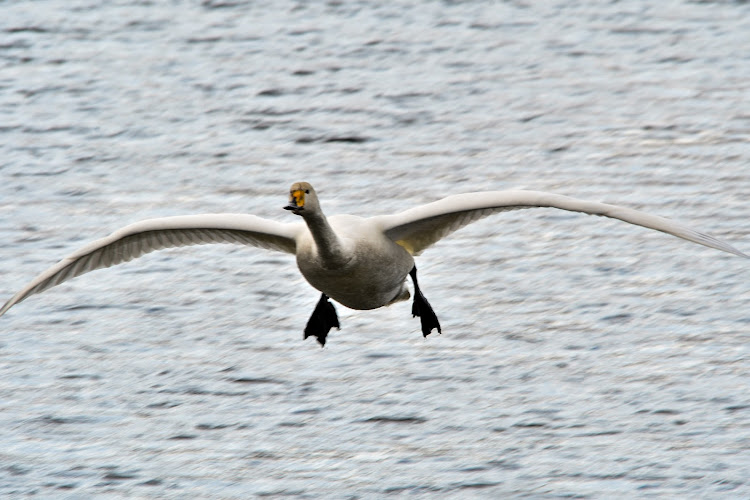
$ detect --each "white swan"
[1,181,747,345]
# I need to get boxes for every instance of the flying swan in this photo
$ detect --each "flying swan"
[1,182,747,345]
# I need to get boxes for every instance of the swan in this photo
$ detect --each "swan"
[1,181,747,345]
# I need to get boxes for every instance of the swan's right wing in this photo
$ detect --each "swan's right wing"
[374,190,748,258]
[0,214,300,316]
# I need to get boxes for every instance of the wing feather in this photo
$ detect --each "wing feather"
[0,214,300,316]
[374,190,748,258]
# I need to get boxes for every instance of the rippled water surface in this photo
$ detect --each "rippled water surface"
[1,1,749,498]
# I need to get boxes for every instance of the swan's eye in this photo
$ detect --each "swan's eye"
[305,189,310,194]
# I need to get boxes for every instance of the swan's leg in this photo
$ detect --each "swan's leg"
[409,266,441,337]
[304,293,340,346]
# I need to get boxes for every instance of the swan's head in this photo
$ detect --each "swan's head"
[284,181,318,215]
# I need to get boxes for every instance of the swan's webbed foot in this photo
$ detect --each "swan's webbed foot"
[409,266,441,337]
[304,293,340,346]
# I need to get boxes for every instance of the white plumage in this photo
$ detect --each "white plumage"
[1,181,746,345]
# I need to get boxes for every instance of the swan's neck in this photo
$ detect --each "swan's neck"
[304,212,349,269]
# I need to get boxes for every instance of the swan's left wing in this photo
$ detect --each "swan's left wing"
[373,190,748,258]
[0,214,300,317]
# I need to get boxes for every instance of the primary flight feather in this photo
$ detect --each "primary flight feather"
[1,182,747,345]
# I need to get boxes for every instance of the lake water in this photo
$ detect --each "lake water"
[1,1,749,498]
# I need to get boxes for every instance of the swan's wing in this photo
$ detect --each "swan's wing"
[0,214,300,316]
[374,190,748,258]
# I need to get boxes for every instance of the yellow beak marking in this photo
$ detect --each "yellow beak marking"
[290,189,305,208]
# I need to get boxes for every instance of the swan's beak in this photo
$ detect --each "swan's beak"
[284,189,305,212]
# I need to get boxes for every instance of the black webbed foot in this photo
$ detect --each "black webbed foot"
[409,266,441,337]
[304,293,340,346]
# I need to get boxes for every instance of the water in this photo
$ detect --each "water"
[1,1,749,497]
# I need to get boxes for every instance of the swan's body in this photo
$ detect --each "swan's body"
[1,182,747,345]
[295,214,413,310]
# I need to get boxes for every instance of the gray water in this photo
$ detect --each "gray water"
[1,1,749,498]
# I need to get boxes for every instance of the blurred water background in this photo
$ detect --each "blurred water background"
[1,0,749,497]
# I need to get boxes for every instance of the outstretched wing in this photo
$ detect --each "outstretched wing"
[0,214,301,316]
[374,190,748,258]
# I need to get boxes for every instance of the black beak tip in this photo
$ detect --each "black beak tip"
[284,204,302,212]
